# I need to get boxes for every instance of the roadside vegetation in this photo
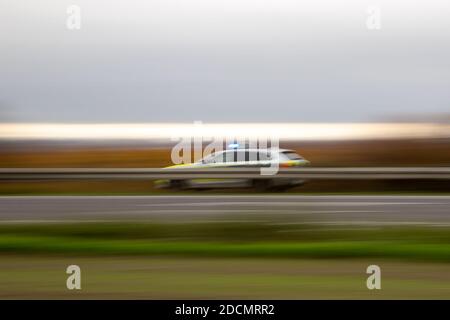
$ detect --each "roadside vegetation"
[0,221,449,262]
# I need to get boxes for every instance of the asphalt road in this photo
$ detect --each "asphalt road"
[0,195,449,225]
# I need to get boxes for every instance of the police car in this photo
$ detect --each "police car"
[155,147,310,191]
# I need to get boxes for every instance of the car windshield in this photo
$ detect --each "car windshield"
[202,152,224,164]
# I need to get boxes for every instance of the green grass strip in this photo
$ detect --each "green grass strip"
[0,235,449,262]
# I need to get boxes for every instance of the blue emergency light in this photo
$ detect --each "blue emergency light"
[228,143,240,149]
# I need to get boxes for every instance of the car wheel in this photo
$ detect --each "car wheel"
[170,180,186,190]
[252,179,271,192]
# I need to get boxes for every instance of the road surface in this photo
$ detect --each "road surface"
[0,195,449,225]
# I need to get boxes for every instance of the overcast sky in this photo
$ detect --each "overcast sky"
[0,0,449,123]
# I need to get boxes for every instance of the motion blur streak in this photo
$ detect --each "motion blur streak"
[1,123,450,140]
[0,195,449,224]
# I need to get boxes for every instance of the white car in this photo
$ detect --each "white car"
[155,148,310,191]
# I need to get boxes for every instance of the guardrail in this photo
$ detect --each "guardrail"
[1,167,450,180]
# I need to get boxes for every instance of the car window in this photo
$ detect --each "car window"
[206,150,278,163]
[203,152,224,164]
[248,151,259,162]
[236,150,249,162]
[212,152,225,163]
[224,150,236,163]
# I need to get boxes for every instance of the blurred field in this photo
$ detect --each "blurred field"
[1,139,450,194]
[0,221,449,262]
[2,139,450,168]
[0,220,449,299]
[0,190,448,299]
[1,256,449,299]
